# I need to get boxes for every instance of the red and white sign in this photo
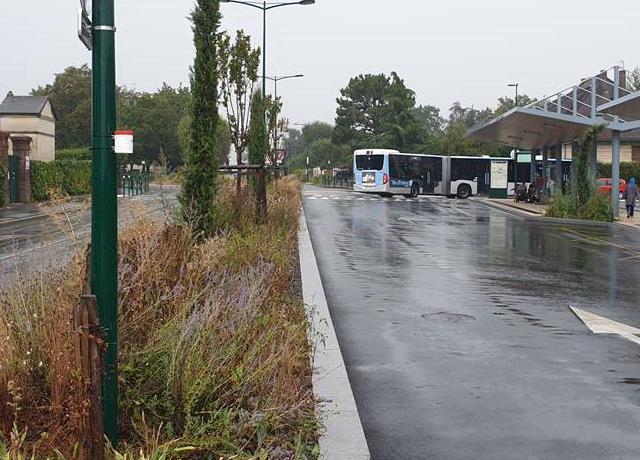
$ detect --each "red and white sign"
[114,130,134,154]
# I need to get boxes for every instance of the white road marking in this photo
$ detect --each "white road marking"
[570,306,640,346]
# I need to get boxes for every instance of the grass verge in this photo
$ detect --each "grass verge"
[0,177,318,459]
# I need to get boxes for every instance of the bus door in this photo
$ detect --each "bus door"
[424,167,435,194]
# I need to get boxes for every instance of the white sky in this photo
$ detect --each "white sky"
[1,0,639,126]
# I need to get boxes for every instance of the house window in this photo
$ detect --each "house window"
[633,146,640,163]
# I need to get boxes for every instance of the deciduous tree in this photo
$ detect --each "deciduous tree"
[247,90,269,215]
[219,30,260,184]
[32,65,92,149]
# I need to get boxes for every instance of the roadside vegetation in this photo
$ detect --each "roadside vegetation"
[546,126,613,222]
[30,160,92,202]
[0,177,317,459]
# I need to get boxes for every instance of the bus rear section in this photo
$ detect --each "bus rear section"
[353,149,394,194]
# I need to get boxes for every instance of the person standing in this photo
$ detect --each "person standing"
[624,177,639,218]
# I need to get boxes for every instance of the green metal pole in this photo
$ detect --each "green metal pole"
[92,0,118,446]
[262,2,266,97]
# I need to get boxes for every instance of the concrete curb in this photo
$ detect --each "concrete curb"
[480,199,620,229]
[298,208,370,460]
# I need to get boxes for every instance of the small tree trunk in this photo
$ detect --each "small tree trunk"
[236,151,243,193]
[256,167,267,219]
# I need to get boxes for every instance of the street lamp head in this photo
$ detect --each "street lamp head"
[299,0,315,5]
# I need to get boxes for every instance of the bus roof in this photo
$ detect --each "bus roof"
[354,149,399,155]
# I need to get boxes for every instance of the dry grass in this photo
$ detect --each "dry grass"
[0,177,317,459]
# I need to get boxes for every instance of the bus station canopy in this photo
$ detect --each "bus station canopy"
[598,90,640,120]
[466,107,601,150]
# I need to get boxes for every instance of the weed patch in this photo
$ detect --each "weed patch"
[0,178,317,459]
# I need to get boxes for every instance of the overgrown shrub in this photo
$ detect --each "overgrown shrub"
[546,126,612,222]
[0,163,5,207]
[31,160,91,201]
[56,147,91,161]
[546,192,612,222]
[597,162,640,182]
[0,178,318,459]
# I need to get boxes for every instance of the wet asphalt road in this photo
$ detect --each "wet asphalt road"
[303,185,640,460]
[0,187,178,283]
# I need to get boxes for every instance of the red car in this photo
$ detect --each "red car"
[596,178,626,197]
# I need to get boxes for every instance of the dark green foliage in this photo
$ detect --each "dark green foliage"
[119,84,191,167]
[180,0,221,238]
[33,66,191,168]
[597,162,640,182]
[572,125,602,208]
[547,192,612,222]
[546,126,611,222]
[247,91,268,166]
[333,72,424,151]
[0,163,5,207]
[178,115,231,166]
[31,160,92,201]
[32,65,92,149]
[56,147,91,161]
[285,122,352,169]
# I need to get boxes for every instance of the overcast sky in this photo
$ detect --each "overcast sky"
[2,1,640,126]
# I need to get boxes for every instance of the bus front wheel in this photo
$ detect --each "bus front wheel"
[457,184,472,199]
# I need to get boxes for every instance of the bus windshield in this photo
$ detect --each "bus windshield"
[355,155,384,171]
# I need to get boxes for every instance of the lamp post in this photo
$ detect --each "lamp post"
[220,0,315,97]
[260,74,304,99]
[80,0,119,446]
[508,82,519,108]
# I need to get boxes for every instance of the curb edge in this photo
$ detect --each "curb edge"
[298,207,371,460]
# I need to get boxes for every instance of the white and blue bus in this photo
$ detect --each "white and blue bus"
[353,149,571,198]
[353,149,445,198]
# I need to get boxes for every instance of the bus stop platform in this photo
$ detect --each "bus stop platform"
[479,198,548,216]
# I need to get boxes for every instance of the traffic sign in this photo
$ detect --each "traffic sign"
[78,0,92,50]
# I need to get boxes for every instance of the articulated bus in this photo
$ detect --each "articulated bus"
[353,149,571,198]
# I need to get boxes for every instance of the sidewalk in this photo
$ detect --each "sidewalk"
[482,197,640,231]
[487,199,548,216]
[0,197,89,226]
[617,206,640,229]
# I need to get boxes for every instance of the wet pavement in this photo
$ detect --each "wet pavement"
[0,187,178,283]
[303,185,640,460]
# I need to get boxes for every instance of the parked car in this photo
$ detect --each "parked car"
[596,178,626,198]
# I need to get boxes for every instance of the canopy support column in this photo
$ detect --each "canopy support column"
[612,129,621,220]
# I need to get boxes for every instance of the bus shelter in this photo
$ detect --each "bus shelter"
[467,66,640,218]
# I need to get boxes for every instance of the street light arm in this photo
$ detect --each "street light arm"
[266,1,313,10]
[220,0,265,10]
[277,74,304,81]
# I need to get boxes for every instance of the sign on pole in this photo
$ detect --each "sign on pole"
[78,0,92,50]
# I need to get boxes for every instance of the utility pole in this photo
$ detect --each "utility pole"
[508,82,519,108]
[92,0,119,446]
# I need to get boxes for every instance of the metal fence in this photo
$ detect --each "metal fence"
[119,171,151,196]
[311,173,353,189]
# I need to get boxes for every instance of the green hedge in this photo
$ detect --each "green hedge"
[31,160,92,202]
[56,147,92,161]
[0,163,5,207]
[597,162,640,181]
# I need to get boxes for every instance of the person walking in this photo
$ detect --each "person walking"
[624,177,639,218]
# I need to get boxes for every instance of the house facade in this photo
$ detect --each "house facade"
[0,92,56,162]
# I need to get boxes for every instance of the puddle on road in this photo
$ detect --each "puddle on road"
[421,312,476,323]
